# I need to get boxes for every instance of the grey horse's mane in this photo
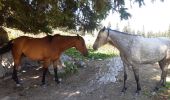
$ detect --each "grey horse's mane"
[106,28,142,37]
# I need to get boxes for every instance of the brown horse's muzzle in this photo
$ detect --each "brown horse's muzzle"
[83,51,88,57]
[93,45,98,51]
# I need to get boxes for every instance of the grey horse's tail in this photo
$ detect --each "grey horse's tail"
[0,40,13,55]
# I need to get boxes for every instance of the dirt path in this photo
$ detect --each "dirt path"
[0,57,169,100]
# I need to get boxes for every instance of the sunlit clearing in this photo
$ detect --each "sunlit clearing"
[1,60,13,68]
[36,66,42,70]
[20,78,24,81]
[151,75,170,82]
[68,91,80,97]
[22,70,26,73]
[167,77,170,82]
[151,75,160,81]
[59,91,81,97]
[30,76,40,79]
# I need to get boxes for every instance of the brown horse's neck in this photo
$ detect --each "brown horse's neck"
[52,36,77,52]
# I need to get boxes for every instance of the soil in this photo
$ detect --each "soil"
[0,57,169,100]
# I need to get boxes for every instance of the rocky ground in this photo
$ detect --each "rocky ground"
[0,57,169,100]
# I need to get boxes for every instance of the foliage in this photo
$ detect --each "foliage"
[0,0,163,34]
[63,61,78,74]
[57,61,78,78]
[65,48,84,60]
[0,27,8,44]
[121,23,170,38]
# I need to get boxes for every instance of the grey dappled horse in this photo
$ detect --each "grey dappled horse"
[93,27,170,94]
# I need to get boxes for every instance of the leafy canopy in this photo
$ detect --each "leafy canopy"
[0,0,164,34]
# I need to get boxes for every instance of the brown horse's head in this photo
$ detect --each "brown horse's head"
[75,35,88,57]
[93,27,109,50]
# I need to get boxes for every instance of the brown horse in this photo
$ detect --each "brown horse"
[0,34,88,86]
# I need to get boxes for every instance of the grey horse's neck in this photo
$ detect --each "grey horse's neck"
[108,30,139,52]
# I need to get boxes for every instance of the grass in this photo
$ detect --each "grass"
[58,61,79,78]
[142,82,170,99]
[64,44,119,60]
[158,82,170,98]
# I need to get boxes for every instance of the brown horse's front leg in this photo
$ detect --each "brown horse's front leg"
[54,67,60,84]
[41,67,48,85]
[53,60,61,84]
[41,61,50,85]
[12,66,20,86]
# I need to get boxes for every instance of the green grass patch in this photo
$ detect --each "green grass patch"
[165,81,170,89]
[63,61,78,74]
[156,82,170,99]
[64,48,85,60]
[87,49,118,59]
[58,61,78,78]
[64,46,119,60]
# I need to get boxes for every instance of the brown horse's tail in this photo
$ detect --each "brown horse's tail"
[0,40,13,55]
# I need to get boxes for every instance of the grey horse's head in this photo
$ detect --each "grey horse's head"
[93,27,109,50]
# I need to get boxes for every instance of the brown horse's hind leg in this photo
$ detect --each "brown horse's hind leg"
[12,58,21,86]
[12,66,20,86]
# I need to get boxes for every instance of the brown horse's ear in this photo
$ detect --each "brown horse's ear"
[77,34,80,39]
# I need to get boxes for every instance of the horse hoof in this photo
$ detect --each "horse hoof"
[16,84,21,87]
[154,87,159,91]
[161,84,166,87]
[41,84,47,88]
[120,91,125,96]
[55,80,61,84]
[151,91,157,96]
[135,90,141,96]
[121,87,127,93]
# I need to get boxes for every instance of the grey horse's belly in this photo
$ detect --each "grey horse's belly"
[129,38,168,64]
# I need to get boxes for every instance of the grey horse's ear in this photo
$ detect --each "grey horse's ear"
[102,26,106,31]
[103,26,106,30]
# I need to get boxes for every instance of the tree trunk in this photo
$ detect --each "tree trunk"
[0,27,9,46]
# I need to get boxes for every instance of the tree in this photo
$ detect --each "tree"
[0,27,8,45]
[116,23,120,31]
[0,0,164,34]
[122,21,132,33]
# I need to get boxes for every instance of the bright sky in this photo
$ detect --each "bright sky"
[102,0,170,33]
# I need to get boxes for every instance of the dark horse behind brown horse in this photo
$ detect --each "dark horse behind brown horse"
[0,34,88,86]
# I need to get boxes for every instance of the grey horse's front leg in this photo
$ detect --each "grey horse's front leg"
[132,66,141,94]
[121,62,128,93]
[155,60,169,90]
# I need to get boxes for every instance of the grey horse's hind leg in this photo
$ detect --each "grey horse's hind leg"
[132,66,141,94]
[156,59,169,90]
[121,62,128,93]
